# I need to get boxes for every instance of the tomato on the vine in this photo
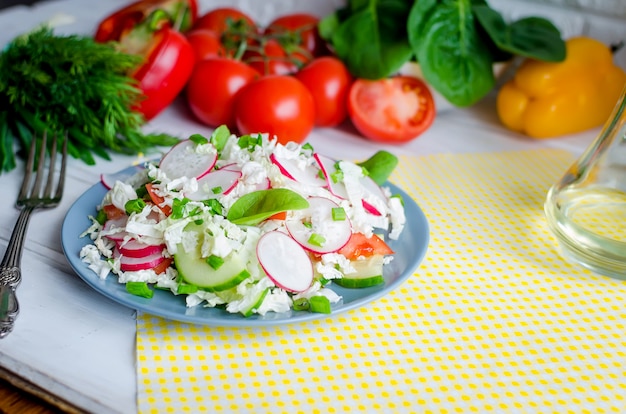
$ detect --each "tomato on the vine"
[348,76,436,143]
[186,29,225,61]
[186,57,259,129]
[264,13,326,66]
[295,56,352,127]
[243,39,299,76]
[234,76,315,145]
[193,7,256,35]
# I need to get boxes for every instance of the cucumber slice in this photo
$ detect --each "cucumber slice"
[174,223,251,292]
[239,287,270,317]
[334,255,385,288]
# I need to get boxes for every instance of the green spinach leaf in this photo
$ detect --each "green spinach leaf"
[226,188,309,226]
[473,5,565,62]
[408,0,495,107]
[323,0,414,79]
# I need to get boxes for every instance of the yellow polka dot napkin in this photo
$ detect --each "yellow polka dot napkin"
[137,149,626,413]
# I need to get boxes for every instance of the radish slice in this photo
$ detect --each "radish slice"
[102,216,129,241]
[360,176,387,216]
[185,169,242,201]
[159,139,217,180]
[117,239,165,258]
[219,164,271,191]
[285,197,352,254]
[113,247,165,272]
[255,177,272,191]
[316,154,386,216]
[314,153,348,199]
[270,153,326,187]
[256,231,313,293]
[100,166,144,190]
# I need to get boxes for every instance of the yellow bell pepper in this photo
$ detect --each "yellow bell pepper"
[496,36,626,138]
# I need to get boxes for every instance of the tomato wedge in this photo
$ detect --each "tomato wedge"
[337,233,394,260]
[145,183,172,216]
[348,76,436,143]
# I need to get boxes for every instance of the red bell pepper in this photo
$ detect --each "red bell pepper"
[97,2,197,120]
[128,26,195,120]
[95,0,198,43]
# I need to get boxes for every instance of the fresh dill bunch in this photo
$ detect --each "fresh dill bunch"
[0,27,178,173]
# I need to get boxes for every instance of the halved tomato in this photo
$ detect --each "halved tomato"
[348,76,436,143]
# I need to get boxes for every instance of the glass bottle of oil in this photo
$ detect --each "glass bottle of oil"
[544,84,626,279]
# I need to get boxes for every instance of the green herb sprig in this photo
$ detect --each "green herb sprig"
[0,27,178,173]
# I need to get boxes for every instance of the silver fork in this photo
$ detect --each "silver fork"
[0,131,68,338]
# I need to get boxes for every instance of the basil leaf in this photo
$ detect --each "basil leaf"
[329,0,413,79]
[226,188,309,226]
[408,0,494,107]
[357,150,398,186]
[473,5,565,62]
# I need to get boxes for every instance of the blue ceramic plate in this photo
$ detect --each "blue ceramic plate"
[61,166,429,326]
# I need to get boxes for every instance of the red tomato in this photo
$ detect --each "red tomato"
[145,183,172,216]
[102,204,126,220]
[95,0,198,43]
[130,28,196,120]
[337,233,394,260]
[186,29,225,60]
[234,76,315,145]
[194,7,256,35]
[264,13,326,65]
[151,257,173,275]
[348,76,436,143]
[295,57,352,127]
[243,39,299,76]
[186,57,259,129]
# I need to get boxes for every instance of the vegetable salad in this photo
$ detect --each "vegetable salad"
[80,127,406,317]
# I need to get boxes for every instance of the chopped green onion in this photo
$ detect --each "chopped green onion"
[206,255,224,270]
[171,198,190,219]
[331,207,346,221]
[303,221,313,229]
[293,298,310,311]
[95,209,107,225]
[301,143,314,153]
[136,185,148,199]
[308,233,326,247]
[203,199,223,215]
[238,134,261,150]
[210,125,230,151]
[194,219,204,225]
[391,194,405,206]
[189,133,208,145]
[211,186,223,194]
[309,296,331,314]
[331,162,344,183]
[177,284,198,295]
[124,198,146,215]
[126,282,154,299]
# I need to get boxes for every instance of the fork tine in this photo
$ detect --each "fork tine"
[17,133,39,201]
[55,132,68,200]
[30,131,48,199]
[43,132,58,199]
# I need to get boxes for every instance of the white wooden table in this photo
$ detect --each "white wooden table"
[0,0,623,412]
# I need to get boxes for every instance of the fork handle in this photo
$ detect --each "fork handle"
[0,207,33,338]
